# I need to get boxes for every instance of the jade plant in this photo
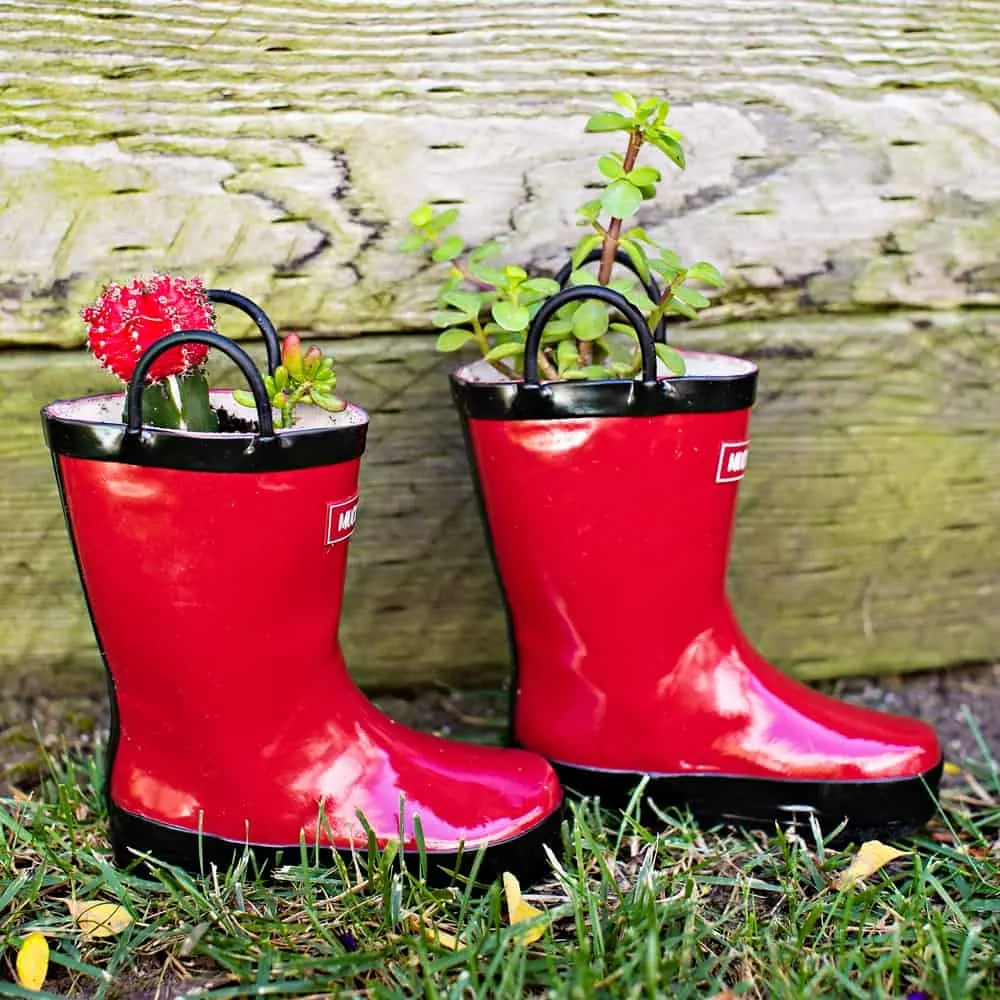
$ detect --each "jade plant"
[83,275,344,430]
[403,93,724,380]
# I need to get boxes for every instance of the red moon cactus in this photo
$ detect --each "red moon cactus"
[82,275,214,382]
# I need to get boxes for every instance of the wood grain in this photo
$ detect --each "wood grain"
[1,0,998,343]
[3,309,998,695]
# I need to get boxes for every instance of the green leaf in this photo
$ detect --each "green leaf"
[556,337,580,374]
[483,341,526,363]
[492,301,530,332]
[654,100,670,125]
[627,165,661,186]
[432,207,459,230]
[432,235,464,262]
[568,269,599,287]
[608,277,637,295]
[597,334,634,368]
[469,262,505,286]
[573,300,610,341]
[584,111,631,133]
[432,309,469,328]
[626,227,656,246]
[541,319,574,343]
[601,179,643,219]
[408,204,433,228]
[232,388,255,408]
[647,131,686,169]
[521,277,560,297]
[610,322,640,341]
[571,233,604,270]
[503,264,528,284]
[658,248,684,270]
[576,199,603,222]
[576,364,615,380]
[435,327,477,352]
[649,258,683,282]
[617,238,651,284]
[667,295,699,320]
[469,239,503,262]
[597,154,625,180]
[686,261,725,288]
[310,388,348,412]
[399,233,425,253]
[621,285,656,313]
[637,97,660,118]
[612,91,637,113]
[656,342,687,375]
[673,284,711,310]
[441,290,484,317]
[274,366,289,392]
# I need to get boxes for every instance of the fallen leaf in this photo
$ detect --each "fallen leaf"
[943,761,962,776]
[405,913,462,951]
[834,840,910,890]
[65,900,133,939]
[15,932,49,991]
[502,871,547,946]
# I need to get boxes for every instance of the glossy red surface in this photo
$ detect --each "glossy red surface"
[58,454,561,850]
[467,404,941,781]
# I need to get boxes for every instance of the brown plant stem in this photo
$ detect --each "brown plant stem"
[585,129,645,366]
[537,350,559,382]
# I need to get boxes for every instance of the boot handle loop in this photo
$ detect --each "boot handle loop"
[522,285,658,386]
[554,250,667,343]
[124,330,276,439]
[207,289,281,374]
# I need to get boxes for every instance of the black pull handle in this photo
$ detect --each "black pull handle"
[522,285,658,387]
[207,289,281,374]
[554,249,667,343]
[124,330,275,439]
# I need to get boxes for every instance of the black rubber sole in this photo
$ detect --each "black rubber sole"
[552,759,944,841]
[108,800,564,888]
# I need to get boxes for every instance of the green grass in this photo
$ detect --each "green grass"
[1,732,998,999]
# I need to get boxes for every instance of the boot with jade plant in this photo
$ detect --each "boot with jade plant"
[42,275,563,883]
[405,92,943,838]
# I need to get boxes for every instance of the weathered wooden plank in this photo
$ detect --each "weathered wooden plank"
[1,1,999,344]
[1,309,997,696]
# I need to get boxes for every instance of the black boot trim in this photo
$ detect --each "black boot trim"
[551,759,944,841]
[107,799,564,889]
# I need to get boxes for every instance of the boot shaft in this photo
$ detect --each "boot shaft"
[45,391,367,738]
[456,355,756,687]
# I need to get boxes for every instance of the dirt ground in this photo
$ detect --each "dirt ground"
[2,662,997,797]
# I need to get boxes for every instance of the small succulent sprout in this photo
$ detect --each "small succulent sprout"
[402,90,725,382]
[233,333,345,429]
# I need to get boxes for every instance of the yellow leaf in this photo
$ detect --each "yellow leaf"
[835,840,910,890]
[943,760,962,776]
[502,871,547,946]
[405,913,462,951]
[15,932,49,991]
[65,900,133,939]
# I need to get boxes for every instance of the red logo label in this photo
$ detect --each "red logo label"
[326,496,359,545]
[716,441,749,483]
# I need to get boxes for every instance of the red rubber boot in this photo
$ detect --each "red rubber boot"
[451,286,942,838]
[43,331,562,881]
